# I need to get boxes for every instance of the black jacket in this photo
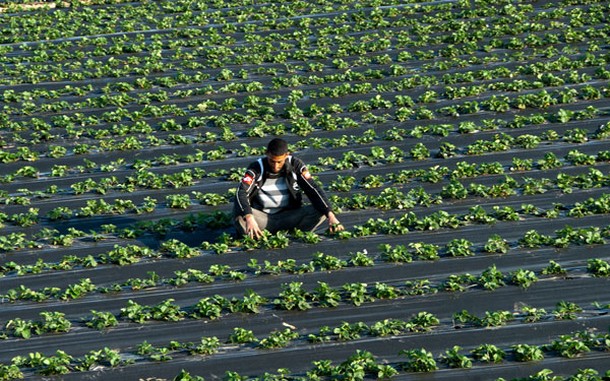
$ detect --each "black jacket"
[234,155,333,217]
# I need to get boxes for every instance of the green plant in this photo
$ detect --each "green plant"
[400,348,438,372]
[587,258,610,277]
[409,242,440,260]
[512,344,544,362]
[349,250,374,267]
[312,282,341,308]
[313,252,346,270]
[0,364,23,380]
[445,238,474,257]
[258,329,299,349]
[519,305,548,323]
[549,333,591,358]
[553,301,582,320]
[150,299,184,321]
[190,337,220,355]
[274,282,311,311]
[379,243,412,263]
[228,327,258,344]
[510,269,539,289]
[477,265,505,290]
[471,344,505,363]
[483,234,510,254]
[342,283,372,306]
[409,311,440,332]
[120,300,152,324]
[231,289,267,314]
[480,310,513,327]
[85,310,118,330]
[440,346,472,368]
[191,296,228,320]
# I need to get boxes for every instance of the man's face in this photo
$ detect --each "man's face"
[266,152,288,173]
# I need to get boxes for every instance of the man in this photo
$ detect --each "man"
[233,138,343,238]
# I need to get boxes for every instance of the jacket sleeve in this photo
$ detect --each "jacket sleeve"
[292,157,333,216]
[234,162,260,217]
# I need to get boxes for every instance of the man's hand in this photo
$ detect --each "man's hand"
[327,211,344,233]
[245,214,264,239]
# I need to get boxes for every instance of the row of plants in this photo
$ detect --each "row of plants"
[4,217,608,292]
[0,157,607,227]
[3,249,608,327]
[3,0,603,47]
[0,102,604,168]
[170,366,610,381]
[1,178,607,256]
[2,103,606,165]
[1,1,606,88]
[0,155,605,222]
[1,188,607,267]
[2,224,608,301]
[1,123,606,211]
[1,326,608,379]
[0,86,605,172]
[2,46,607,123]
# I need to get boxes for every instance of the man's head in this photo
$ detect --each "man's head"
[266,138,289,173]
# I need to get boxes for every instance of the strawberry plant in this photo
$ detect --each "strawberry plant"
[228,328,258,345]
[440,346,472,369]
[409,242,440,260]
[471,344,505,363]
[512,343,544,362]
[342,283,372,306]
[85,311,118,330]
[483,234,510,254]
[587,258,610,277]
[553,301,582,320]
[542,260,567,276]
[191,296,229,320]
[190,337,220,356]
[312,282,341,308]
[333,322,369,342]
[257,329,299,349]
[549,333,591,358]
[274,282,312,311]
[400,348,437,372]
[478,265,506,290]
[509,269,539,289]
[445,238,474,257]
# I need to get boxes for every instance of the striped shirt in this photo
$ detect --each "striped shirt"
[256,175,291,214]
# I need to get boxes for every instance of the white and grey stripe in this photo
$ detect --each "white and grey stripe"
[256,176,290,214]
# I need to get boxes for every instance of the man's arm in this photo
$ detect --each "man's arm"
[234,167,258,217]
[292,157,344,233]
[235,163,266,238]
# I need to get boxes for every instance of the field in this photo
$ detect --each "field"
[0,0,609,380]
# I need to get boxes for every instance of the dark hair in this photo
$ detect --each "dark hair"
[267,138,289,156]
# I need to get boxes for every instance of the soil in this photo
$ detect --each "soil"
[0,0,609,380]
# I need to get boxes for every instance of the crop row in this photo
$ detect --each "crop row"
[2,51,608,123]
[1,242,610,309]
[1,185,608,253]
[1,126,607,215]
[1,212,609,284]
[0,325,608,380]
[1,110,608,183]
[172,365,610,381]
[1,148,608,219]
[3,297,605,343]
[0,89,606,170]
[1,1,606,85]
[3,0,604,47]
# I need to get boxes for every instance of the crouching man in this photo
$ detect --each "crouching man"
[233,138,343,238]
